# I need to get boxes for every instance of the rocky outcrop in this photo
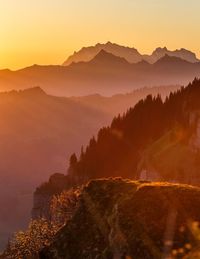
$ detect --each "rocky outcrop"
[40,178,200,259]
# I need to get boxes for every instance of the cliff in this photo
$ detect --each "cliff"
[40,178,200,259]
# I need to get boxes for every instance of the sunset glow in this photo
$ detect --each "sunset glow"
[1,0,200,69]
[2,0,200,256]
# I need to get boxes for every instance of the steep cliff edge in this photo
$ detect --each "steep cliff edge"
[40,178,200,259]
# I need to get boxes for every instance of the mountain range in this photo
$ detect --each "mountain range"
[63,42,199,65]
[0,46,200,96]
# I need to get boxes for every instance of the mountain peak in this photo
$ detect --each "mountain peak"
[21,86,46,96]
[95,49,110,57]
[63,42,142,66]
[155,54,189,64]
[91,49,129,65]
[154,47,168,53]
[152,47,169,56]
[151,47,199,63]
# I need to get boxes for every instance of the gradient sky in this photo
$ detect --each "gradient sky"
[1,0,200,69]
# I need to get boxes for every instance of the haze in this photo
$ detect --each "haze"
[1,0,200,70]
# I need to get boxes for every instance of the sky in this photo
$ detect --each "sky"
[0,0,200,70]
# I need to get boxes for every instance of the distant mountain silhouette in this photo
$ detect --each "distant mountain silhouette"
[63,42,199,65]
[89,49,129,66]
[146,47,199,63]
[154,54,192,65]
[71,85,180,116]
[1,50,200,96]
[63,41,142,65]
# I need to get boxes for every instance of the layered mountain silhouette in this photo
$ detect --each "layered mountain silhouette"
[0,49,200,96]
[63,42,199,65]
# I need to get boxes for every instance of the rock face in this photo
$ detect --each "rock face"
[40,178,200,259]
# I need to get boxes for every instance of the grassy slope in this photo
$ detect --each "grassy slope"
[138,126,200,183]
[40,178,200,259]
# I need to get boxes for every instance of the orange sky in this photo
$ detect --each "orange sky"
[1,0,200,70]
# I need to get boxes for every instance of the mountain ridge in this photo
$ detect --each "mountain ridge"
[63,42,199,66]
[0,51,199,96]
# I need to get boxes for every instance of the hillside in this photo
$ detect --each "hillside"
[0,51,199,96]
[66,79,200,186]
[63,42,199,65]
[70,85,180,116]
[137,126,200,184]
[40,178,200,258]
[0,85,178,250]
[34,79,200,208]
[0,87,108,250]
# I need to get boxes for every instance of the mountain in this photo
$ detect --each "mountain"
[63,42,200,66]
[64,79,200,187]
[31,79,200,229]
[0,51,200,96]
[0,85,179,250]
[0,87,108,250]
[40,178,200,258]
[63,41,142,65]
[70,85,180,117]
[89,49,129,66]
[145,46,199,64]
[34,79,200,206]
[28,79,200,257]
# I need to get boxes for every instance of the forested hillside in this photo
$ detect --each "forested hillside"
[35,79,200,213]
[67,78,200,184]
[0,84,178,250]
